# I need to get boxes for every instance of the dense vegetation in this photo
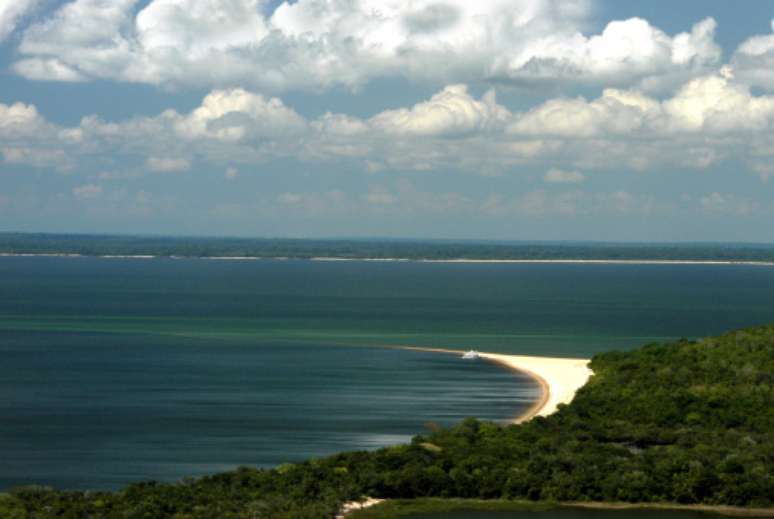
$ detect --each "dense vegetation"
[2,232,774,262]
[2,326,772,518]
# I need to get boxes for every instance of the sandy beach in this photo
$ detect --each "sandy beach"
[401,347,592,423]
[478,353,593,422]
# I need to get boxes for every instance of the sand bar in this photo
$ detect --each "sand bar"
[478,353,592,422]
[401,347,592,423]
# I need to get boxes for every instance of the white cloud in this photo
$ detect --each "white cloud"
[72,183,103,199]
[369,85,510,136]
[6,74,774,181]
[0,0,38,42]
[146,156,191,172]
[0,101,48,138]
[491,17,720,90]
[510,73,774,138]
[664,74,774,132]
[544,168,585,183]
[12,0,721,91]
[730,19,774,91]
[509,88,661,137]
[173,89,306,141]
[2,146,70,169]
[16,0,136,80]
[13,58,85,82]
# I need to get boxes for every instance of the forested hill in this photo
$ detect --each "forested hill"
[2,232,774,262]
[2,327,773,518]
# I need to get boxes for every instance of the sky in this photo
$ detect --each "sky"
[1,1,774,242]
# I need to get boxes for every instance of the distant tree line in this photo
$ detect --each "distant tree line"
[1,326,772,518]
[1,233,774,262]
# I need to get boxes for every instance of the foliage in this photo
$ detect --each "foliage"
[7,326,774,518]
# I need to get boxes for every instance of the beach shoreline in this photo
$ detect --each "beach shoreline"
[400,347,592,423]
[343,498,774,518]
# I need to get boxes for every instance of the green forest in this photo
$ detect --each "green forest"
[2,232,774,262]
[1,326,772,518]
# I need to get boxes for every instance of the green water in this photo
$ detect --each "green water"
[3,257,774,354]
[2,256,774,491]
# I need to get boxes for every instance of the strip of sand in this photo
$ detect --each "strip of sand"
[478,353,592,422]
[401,347,592,423]
[2,253,774,267]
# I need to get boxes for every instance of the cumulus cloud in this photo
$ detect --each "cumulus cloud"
[0,101,49,138]
[491,17,720,90]
[6,73,774,180]
[730,19,774,91]
[369,85,510,136]
[11,0,721,91]
[510,73,774,138]
[0,0,38,42]
[174,89,306,141]
[509,88,661,137]
[13,58,85,81]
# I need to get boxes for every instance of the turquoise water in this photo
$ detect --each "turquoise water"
[2,257,774,490]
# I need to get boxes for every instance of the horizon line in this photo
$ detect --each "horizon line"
[1,231,774,248]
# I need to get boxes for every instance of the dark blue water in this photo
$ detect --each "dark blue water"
[0,331,536,490]
[2,257,774,491]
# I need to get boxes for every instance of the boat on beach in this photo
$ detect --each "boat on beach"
[461,350,480,360]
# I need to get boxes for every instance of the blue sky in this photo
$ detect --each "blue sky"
[1,0,774,242]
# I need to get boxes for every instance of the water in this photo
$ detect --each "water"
[2,257,774,490]
[0,331,534,490]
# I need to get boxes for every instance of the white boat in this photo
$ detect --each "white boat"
[461,350,479,360]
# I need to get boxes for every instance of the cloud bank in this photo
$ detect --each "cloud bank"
[11,0,722,91]
[3,71,774,180]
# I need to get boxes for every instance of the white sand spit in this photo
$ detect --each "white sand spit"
[337,497,384,518]
[400,347,593,422]
[478,353,592,422]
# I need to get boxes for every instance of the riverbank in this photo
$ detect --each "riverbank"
[345,498,774,518]
[2,252,774,266]
[400,347,592,423]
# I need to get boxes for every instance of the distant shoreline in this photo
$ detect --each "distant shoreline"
[1,252,774,267]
